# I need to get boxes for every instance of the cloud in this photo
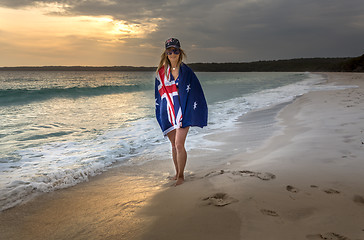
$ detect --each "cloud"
[1,0,364,66]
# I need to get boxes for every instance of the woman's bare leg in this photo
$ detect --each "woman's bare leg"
[175,127,190,185]
[167,127,190,185]
[167,130,178,180]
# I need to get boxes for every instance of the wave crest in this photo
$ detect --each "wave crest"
[0,84,146,106]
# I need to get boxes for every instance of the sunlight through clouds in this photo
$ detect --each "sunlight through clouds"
[109,18,161,39]
[1,3,159,41]
[0,3,162,66]
[34,2,71,15]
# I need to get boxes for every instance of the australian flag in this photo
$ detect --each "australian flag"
[155,63,208,136]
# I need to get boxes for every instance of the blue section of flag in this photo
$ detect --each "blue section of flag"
[155,63,208,135]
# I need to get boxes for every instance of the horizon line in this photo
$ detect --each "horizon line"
[0,55,354,69]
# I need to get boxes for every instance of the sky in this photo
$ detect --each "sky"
[0,0,364,67]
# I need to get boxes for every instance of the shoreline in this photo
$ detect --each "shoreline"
[1,72,364,239]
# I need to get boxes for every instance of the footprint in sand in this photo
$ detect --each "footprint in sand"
[353,195,364,205]
[231,170,276,181]
[204,170,226,178]
[323,188,340,194]
[310,185,342,195]
[260,209,279,217]
[255,172,276,181]
[286,185,300,193]
[202,193,238,207]
[306,232,350,240]
[231,170,256,177]
[204,170,276,181]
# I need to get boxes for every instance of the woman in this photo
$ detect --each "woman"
[155,38,208,186]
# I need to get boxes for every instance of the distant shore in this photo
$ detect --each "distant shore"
[1,54,363,72]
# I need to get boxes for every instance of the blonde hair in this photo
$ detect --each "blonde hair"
[157,48,186,73]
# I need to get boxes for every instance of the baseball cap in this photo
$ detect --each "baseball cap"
[165,38,181,49]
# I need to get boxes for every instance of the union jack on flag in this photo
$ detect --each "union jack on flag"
[156,65,182,133]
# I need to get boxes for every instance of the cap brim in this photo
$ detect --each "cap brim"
[166,45,180,49]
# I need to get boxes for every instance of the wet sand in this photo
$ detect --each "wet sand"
[1,72,364,240]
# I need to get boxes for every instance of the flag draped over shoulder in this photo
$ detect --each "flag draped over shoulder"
[155,63,208,136]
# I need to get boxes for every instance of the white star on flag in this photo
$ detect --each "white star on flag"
[155,98,159,106]
[186,84,191,93]
[193,101,197,110]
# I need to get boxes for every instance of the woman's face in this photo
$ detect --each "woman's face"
[166,48,180,63]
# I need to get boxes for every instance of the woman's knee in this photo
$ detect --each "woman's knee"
[175,142,185,153]
[175,127,189,152]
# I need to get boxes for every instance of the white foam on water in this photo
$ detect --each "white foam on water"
[0,118,166,211]
[186,73,357,155]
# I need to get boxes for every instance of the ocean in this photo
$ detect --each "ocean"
[0,70,345,211]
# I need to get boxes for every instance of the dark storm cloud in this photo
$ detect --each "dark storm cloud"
[2,0,364,62]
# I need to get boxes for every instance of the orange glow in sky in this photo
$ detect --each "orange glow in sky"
[0,4,161,66]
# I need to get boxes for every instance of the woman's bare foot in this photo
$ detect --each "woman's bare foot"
[167,175,178,181]
[175,177,184,186]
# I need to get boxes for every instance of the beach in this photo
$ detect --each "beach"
[1,72,364,239]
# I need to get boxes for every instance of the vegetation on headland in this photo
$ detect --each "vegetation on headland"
[340,54,364,72]
[189,54,363,72]
[1,54,363,72]
[189,58,348,72]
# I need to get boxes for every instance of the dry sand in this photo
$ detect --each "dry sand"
[1,72,364,240]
